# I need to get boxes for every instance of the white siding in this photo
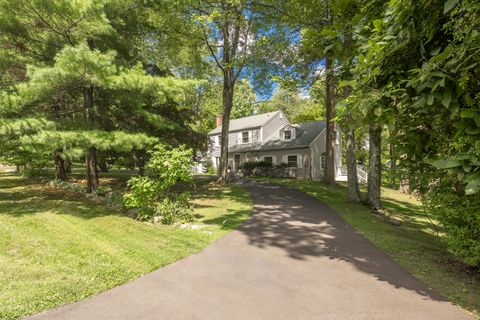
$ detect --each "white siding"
[309,123,342,179]
[310,130,326,179]
[262,112,289,141]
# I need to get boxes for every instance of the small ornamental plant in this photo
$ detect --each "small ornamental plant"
[124,144,195,224]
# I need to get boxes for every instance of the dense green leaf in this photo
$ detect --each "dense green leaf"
[444,0,459,14]
[432,159,461,169]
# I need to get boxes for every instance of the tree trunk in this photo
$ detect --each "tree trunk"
[85,147,99,193]
[97,155,109,173]
[341,51,360,202]
[218,68,235,183]
[389,142,396,188]
[346,128,361,202]
[322,56,336,185]
[83,85,98,193]
[65,159,72,174]
[54,150,67,181]
[367,123,382,209]
[136,150,146,175]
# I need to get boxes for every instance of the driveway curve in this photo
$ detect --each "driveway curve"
[28,181,470,320]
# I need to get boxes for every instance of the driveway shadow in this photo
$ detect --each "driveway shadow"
[237,181,448,303]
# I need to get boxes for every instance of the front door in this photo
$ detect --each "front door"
[234,154,240,172]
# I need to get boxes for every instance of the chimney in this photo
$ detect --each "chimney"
[216,114,223,127]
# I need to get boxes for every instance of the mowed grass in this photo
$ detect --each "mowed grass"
[0,173,252,320]
[251,177,480,316]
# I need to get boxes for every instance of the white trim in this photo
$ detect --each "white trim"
[320,154,326,170]
[285,153,302,168]
[233,153,241,172]
[239,130,251,144]
[308,128,327,148]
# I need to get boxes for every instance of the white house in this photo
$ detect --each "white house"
[207,110,343,180]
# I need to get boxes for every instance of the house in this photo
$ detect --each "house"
[207,110,343,180]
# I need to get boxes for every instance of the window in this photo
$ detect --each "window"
[287,155,297,168]
[320,155,326,170]
[242,131,250,143]
[264,156,273,164]
[284,130,292,140]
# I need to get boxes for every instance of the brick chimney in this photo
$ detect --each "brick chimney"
[216,114,223,127]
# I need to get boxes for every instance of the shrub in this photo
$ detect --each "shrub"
[48,179,85,193]
[94,185,112,197]
[419,173,480,267]
[205,159,217,175]
[154,193,195,225]
[124,144,195,224]
[240,160,273,170]
[241,161,293,178]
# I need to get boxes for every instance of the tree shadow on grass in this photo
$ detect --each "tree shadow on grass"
[201,208,251,230]
[0,172,121,219]
[235,180,450,303]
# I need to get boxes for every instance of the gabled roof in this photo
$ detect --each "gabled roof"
[230,120,327,152]
[208,111,280,135]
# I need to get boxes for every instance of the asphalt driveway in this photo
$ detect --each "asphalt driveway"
[27,181,470,320]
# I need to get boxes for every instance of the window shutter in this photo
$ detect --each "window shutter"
[297,154,303,168]
[237,133,241,144]
[248,131,252,142]
[282,155,287,164]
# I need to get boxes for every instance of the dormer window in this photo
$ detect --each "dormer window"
[242,131,250,143]
[284,130,292,140]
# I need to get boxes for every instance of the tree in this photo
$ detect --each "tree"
[192,1,266,182]
[367,123,382,209]
[283,0,363,186]
[0,0,203,191]
[193,79,257,134]
[256,85,324,123]
[354,0,480,265]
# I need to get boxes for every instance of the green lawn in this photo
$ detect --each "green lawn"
[251,177,480,316]
[0,172,252,320]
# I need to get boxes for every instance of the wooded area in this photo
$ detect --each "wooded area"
[0,0,479,268]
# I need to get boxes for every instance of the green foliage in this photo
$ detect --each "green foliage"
[20,150,54,178]
[205,159,217,175]
[351,0,480,266]
[124,144,195,224]
[0,118,56,168]
[257,86,324,123]
[421,173,480,266]
[260,177,480,313]
[240,160,290,177]
[0,0,205,188]
[240,160,273,171]
[155,193,194,225]
[0,172,252,320]
[21,130,158,160]
[193,79,257,133]
[48,179,85,194]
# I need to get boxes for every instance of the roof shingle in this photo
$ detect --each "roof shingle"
[208,111,280,135]
[230,120,326,152]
